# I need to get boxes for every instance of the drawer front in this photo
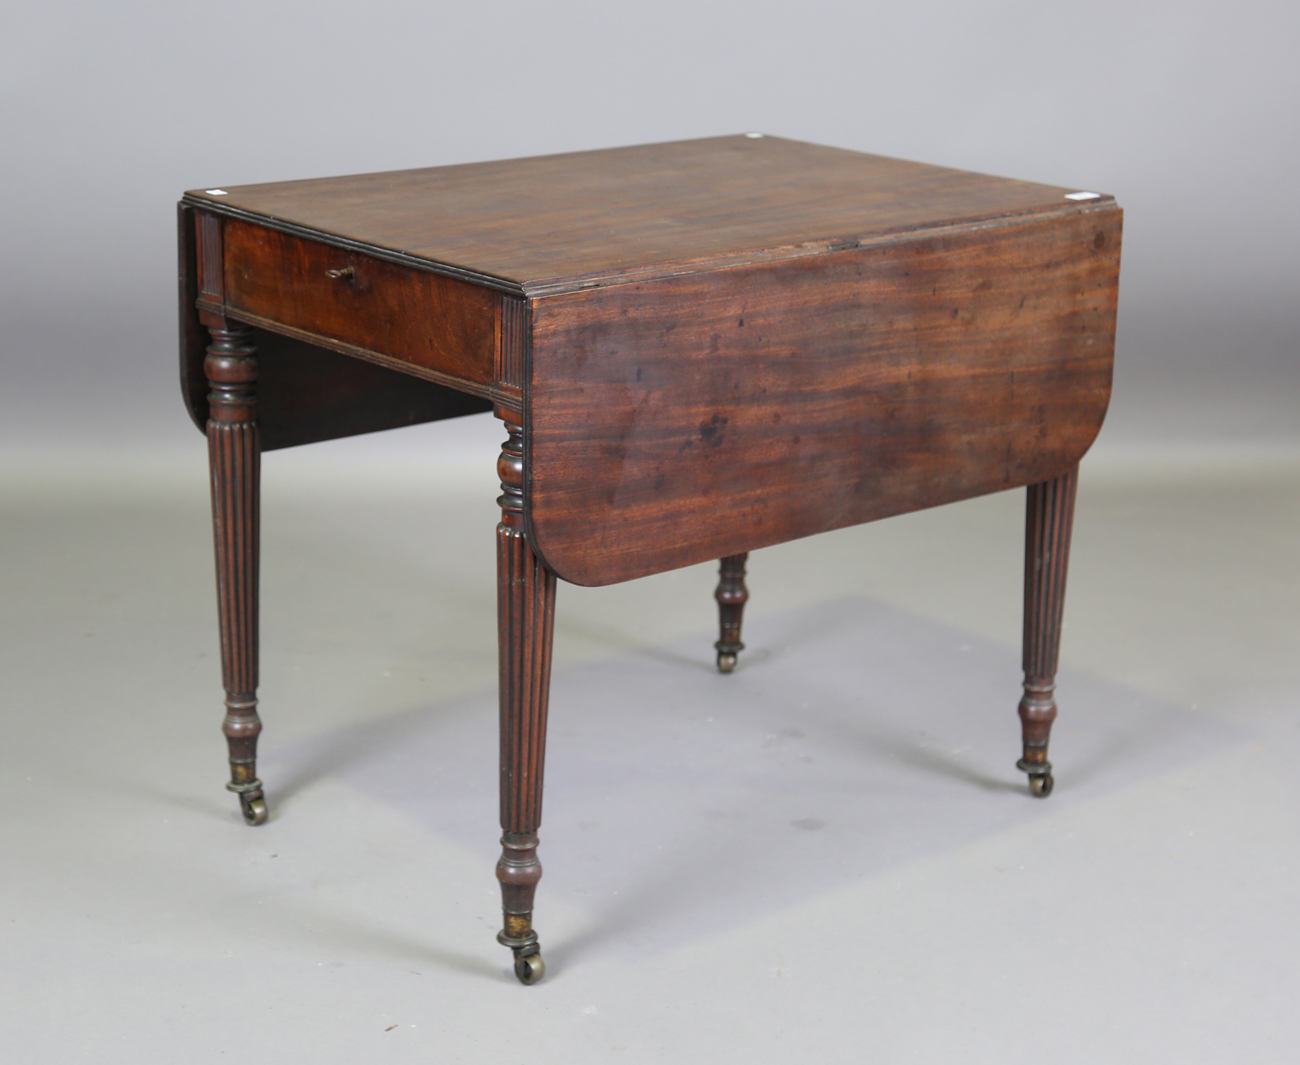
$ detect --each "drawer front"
[221,218,499,387]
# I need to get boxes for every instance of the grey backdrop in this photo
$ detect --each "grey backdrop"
[3,0,1297,459]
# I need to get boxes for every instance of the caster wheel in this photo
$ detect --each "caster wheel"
[1028,773,1054,798]
[717,652,737,674]
[514,951,545,985]
[241,796,269,825]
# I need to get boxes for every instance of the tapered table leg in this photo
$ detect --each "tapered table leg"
[714,553,749,673]
[1018,464,1079,798]
[205,323,267,826]
[494,414,557,985]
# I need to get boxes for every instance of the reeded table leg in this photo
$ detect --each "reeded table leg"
[205,323,267,826]
[714,553,749,673]
[1017,464,1079,798]
[495,414,557,985]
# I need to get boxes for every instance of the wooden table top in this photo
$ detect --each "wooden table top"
[181,135,1120,586]
[185,134,1109,297]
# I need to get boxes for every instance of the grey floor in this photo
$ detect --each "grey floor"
[3,413,1299,1063]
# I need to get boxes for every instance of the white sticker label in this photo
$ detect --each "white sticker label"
[743,132,764,138]
[1064,191,1101,200]
[204,189,229,195]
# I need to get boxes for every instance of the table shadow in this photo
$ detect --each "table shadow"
[265,596,1246,965]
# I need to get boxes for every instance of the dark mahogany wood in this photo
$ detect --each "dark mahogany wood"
[714,554,749,673]
[178,136,1122,980]
[1018,464,1080,798]
[220,218,501,388]
[526,207,1117,585]
[244,329,492,452]
[494,413,556,985]
[179,205,493,449]
[182,136,1109,294]
[204,323,267,826]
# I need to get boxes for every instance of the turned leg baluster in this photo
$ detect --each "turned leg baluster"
[714,553,749,673]
[205,323,267,826]
[1018,464,1079,799]
[495,414,557,985]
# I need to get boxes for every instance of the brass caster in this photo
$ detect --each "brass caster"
[241,795,269,825]
[513,951,545,985]
[1028,773,1054,798]
[717,652,737,674]
[229,778,267,825]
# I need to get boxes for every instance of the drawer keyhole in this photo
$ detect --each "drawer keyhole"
[325,265,355,281]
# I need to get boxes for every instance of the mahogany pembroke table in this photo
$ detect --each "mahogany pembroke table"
[177,135,1121,984]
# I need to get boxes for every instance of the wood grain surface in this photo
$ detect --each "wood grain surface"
[184,135,1110,295]
[525,206,1121,586]
[181,140,1120,587]
[176,138,1123,965]
[179,206,492,447]
[221,218,500,385]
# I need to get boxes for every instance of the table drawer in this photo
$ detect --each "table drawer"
[220,217,500,387]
